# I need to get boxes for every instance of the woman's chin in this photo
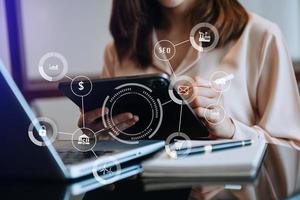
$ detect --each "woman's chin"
[158,0,186,8]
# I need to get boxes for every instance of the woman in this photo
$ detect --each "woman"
[79,0,300,146]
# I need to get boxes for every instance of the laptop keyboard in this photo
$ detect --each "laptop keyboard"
[58,150,114,165]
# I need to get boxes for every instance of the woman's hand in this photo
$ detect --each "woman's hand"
[78,107,139,140]
[190,77,235,139]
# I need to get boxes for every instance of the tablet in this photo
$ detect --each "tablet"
[58,73,209,140]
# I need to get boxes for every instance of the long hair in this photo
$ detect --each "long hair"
[109,0,249,68]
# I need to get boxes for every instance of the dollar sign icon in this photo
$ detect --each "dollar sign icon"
[78,81,84,91]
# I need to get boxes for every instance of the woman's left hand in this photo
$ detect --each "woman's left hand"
[189,77,235,139]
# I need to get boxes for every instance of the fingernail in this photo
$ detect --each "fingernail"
[134,115,139,121]
[128,113,134,119]
[104,107,109,114]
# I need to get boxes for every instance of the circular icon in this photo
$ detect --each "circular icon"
[72,128,97,152]
[92,156,122,185]
[165,132,192,159]
[102,83,163,144]
[71,76,93,97]
[28,117,58,146]
[204,104,226,125]
[154,40,176,61]
[168,75,196,105]
[209,71,233,92]
[38,52,68,82]
[190,23,219,52]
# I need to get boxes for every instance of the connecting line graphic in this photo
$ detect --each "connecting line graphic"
[163,38,190,78]
[162,99,173,106]
[216,93,223,105]
[81,97,85,128]
[178,104,183,132]
[57,131,73,136]
[166,60,177,78]
[64,75,73,81]
[174,39,190,47]
[91,150,98,158]
[94,128,107,135]
[94,126,117,136]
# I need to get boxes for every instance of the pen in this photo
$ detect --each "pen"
[175,139,253,158]
[213,74,235,85]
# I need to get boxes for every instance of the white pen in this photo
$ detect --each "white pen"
[175,139,253,158]
[213,74,234,85]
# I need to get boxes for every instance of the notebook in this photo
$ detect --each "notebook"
[142,135,267,179]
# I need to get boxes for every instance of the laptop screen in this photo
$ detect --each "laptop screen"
[0,60,68,178]
[0,61,36,141]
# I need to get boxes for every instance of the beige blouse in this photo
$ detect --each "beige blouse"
[101,13,300,148]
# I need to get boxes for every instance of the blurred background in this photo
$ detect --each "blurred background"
[0,0,299,139]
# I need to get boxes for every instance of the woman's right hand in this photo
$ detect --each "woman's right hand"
[78,107,139,140]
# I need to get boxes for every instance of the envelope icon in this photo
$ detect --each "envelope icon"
[177,85,190,96]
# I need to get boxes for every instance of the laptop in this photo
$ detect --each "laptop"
[0,59,164,180]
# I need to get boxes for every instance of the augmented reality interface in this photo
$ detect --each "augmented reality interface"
[28,22,235,182]
[101,83,163,144]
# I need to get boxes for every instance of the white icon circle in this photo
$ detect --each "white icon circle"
[190,23,219,52]
[38,52,68,82]
[28,117,58,146]
[168,75,196,105]
[92,156,122,185]
[71,76,93,97]
[154,40,176,61]
[209,71,233,92]
[204,104,226,125]
[102,83,163,144]
[165,132,192,159]
[71,128,97,152]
